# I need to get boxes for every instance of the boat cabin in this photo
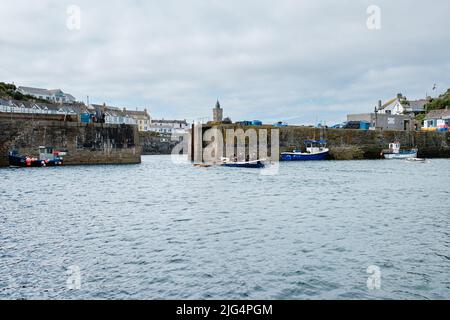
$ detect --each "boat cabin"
[305,140,327,154]
[38,146,66,161]
[388,142,401,154]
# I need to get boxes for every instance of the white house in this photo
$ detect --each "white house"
[423,109,450,129]
[90,104,137,125]
[148,119,188,135]
[377,93,427,115]
[17,86,76,104]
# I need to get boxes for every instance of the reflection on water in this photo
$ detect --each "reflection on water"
[0,156,449,299]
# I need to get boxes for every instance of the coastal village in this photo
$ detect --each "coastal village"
[1,81,449,133]
[0,82,189,137]
[0,80,449,167]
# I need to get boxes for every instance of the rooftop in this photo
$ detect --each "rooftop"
[425,109,450,120]
[152,119,187,124]
[17,86,51,96]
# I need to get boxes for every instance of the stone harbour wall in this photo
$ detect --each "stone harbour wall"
[0,118,141,167]
[189,124,450,161]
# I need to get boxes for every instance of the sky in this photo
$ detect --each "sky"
[1,0,449,125]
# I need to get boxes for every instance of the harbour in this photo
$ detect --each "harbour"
[1,155,449,299]
[1,0,450,306]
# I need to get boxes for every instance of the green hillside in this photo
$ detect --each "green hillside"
[0,82,52,103]
[426,89,450,111]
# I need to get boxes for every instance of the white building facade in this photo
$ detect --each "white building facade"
[423,109,450,129]
[148,119,188,135]
[17,86,76,104]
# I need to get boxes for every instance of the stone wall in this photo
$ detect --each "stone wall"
[189,124,450,161]
[0,118,141,167]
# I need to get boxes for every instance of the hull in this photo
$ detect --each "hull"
[222,160,265,168]
[281,150,329,161]
[384,150,417,159]
[9,155,44,167]
[9,154,63,167]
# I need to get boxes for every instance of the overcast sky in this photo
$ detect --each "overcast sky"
[1,0,449,124]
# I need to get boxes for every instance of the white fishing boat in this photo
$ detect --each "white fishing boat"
[382,142,418,160]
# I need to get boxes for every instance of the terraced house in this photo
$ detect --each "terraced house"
[0,98,78,115]
[126,109,151,132]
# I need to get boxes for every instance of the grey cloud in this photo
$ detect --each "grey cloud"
[1,0,449,123]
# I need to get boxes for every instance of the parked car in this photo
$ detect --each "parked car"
[274,121,288,127]
[331,122,347,129]
[236,121,253,126]
[343,121,370,130]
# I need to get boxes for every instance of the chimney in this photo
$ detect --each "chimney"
[378,100,382,108]
[397,93,403,100]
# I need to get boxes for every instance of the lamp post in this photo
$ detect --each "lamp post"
[374,106,378,129]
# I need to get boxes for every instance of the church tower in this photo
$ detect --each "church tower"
[212,100,223,122]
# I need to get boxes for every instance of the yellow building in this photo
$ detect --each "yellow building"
[125,108,151,132]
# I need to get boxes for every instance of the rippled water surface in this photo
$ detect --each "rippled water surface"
[1,156,450,299]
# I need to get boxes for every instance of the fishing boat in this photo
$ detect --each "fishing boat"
[220,157,265,168]
[8,146,65,167]
[382,142,418,160]
[281,140,329,161]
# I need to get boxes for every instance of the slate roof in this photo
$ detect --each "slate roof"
[17,86,50,96]
[425,109,450,120]
[406,99,427,112]
[152,119,187,125]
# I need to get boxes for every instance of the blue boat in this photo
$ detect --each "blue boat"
[281,140,329,161]
[221,158,265,168]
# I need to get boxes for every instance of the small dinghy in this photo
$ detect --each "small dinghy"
[194,163,212,168]
[220,157,265,168]
[405,158,427,163]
